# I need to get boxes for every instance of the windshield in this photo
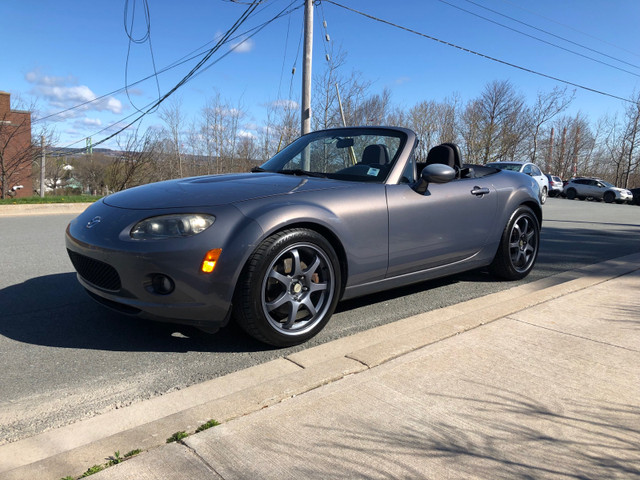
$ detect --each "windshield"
[487,163,522,172]
[258,128,406,183]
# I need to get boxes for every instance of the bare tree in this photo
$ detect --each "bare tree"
[312,47,372,130]
[0,95,34,198]
[73,152,109,195]
[104,127,160,192]
[620,93,640,187]
[528,86,575,168]
[475,80,527,163]
[408,96,460,161]
[158,96,187,178]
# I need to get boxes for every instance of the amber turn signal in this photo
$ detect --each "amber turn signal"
[201,248,222,273]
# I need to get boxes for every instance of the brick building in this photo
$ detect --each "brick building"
[0,91,33,198]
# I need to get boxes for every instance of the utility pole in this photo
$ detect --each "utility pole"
[547,127,554,174]
[301,0,313,136]
[40,135,45,198]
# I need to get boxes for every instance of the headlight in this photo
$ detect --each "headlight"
[130,214,215,240]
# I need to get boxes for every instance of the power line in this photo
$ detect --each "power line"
[123,0,162,114]
[498,0,640,60]
[323,0,635,104]
[460,0,640,71]
[436,0,640,78]
[50,0,302,154]
[35,0,297,125]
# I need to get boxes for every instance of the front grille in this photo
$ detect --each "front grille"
[67,249,121,291]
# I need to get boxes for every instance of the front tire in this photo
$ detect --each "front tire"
[489,206,540,280]
[540,187,547,205]
[233,229,341,347]
[566,188,576,200]
[603,191,615,203]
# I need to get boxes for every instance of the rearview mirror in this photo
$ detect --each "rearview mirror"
[336,138,354,149]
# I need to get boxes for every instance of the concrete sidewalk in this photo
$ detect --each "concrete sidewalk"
[2,254,640,479]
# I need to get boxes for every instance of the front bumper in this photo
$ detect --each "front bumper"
[65,200,262,329]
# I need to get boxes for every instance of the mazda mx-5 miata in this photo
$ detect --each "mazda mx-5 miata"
[66,126,542,347]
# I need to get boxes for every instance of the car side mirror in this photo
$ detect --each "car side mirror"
[414,163,456,194]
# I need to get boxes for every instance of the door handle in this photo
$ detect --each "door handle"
[471,186,490,196]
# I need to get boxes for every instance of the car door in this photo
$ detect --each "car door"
[386,177,498,277]
[523,164,547,193]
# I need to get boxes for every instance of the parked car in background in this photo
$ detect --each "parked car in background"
[545,174,563,197]
[629,187,640,206]
[66,126,543,347]
[563,177,633,203]
[485,161,549,204]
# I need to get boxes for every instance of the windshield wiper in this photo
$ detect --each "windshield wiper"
[277,169,327,178]
[251,166,268,173]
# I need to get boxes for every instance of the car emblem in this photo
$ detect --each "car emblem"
[86,216,102,229]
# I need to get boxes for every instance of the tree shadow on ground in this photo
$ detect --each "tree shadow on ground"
[263,384,640,479]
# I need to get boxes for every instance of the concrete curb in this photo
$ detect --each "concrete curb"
[0,203,92,216]
[2,252,640,480]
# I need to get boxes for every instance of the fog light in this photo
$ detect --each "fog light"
[201,249,222,273]
[151,274,175,295]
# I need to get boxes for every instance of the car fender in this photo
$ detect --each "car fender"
[234,189,390,289]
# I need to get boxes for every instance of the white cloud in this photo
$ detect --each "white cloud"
[231,37,254,53]
[81,117,102,127]
[25,70,123,116]
[237,129,255,139]
[269,99,299,110]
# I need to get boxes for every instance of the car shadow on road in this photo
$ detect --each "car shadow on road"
[0,272,267,353]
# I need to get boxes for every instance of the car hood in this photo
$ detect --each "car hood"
[102,173,350,210]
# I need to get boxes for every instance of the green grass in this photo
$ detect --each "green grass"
[80,464,104,477]
[196,419,221,433]
[0,195,99,205]
[166,431,189,443]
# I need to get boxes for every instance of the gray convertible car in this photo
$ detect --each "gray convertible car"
[66,126,542,347]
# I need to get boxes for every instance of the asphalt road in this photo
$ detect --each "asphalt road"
[1,197,639,444]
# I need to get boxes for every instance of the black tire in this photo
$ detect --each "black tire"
[540,187,547,205]
[489,206,540,281]
[233,229,341,347]
[566,188,576,200]
[603,191,615,203]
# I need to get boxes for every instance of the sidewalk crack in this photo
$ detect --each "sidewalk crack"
[181,442,225,478]
[510,318,640,353]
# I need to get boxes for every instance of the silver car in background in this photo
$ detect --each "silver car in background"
[485,161,549,204]
[563,177,633,203]
[66,127,542,347]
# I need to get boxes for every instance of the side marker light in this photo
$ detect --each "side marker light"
[201,248,222,273]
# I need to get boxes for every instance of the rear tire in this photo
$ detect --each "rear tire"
[233,229,341,347]
[490,206,540,280]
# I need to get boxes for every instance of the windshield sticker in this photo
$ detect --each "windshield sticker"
[367,167,380,176]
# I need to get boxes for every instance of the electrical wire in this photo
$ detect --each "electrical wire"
[276,11,292,100]
[49,0,302,154]
[498,0,640,59]
[323,0,635,104]
[123,0,162,114]
[460,0,640,70]
[436,0,640,78]
[34,0,297,125]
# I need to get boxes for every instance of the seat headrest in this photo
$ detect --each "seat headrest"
[425,144,455,168]
[362,144,390,166]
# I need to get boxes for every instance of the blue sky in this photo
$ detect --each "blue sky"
[1,0,639,149]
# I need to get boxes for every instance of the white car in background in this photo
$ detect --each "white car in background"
[563,177,633,204]
[485,161,549,204]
